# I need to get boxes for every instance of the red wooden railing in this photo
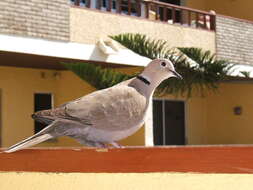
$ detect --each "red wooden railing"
[1,146,253,173]
[71,0,216,31]
[144,0,216,30]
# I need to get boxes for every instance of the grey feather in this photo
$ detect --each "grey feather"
[4,134,53,153]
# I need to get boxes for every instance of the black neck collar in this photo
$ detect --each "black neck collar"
[136,75,150,85]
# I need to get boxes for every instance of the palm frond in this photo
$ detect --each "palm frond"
[240,71,251,78]
[61,62,135,90]
[110,33,172,59]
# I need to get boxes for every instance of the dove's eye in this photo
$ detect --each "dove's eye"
[161,61,167,67]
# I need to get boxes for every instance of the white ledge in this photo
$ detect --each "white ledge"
[0,34,151,67]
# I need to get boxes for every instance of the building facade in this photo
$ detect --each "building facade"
[0,0,253,148]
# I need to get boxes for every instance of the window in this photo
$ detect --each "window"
[97,0,116,12]
[34,93,53,134]
[120,0,138,15]
[80,0,87,6]
[70,0,87,6]
[102,0,107,8]
[159,0,182,22]
[99,0,138,15]
[153,99,186,145]
[101,0,116,9]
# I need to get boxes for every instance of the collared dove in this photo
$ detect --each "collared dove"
[4,59,182,153]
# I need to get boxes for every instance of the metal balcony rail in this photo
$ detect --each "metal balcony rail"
[71,0,216,31]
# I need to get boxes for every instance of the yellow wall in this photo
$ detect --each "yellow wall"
[186,96,208,144]
[206,0,253,21]
[70,8,216,53]
[1,172,253,190]
[186,0,207,12]
[205,83,253,144]
[186,0,253,21]
[0,66,58,147]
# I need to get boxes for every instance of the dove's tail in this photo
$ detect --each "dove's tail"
[3,121,59,153]
[4,133,53,153]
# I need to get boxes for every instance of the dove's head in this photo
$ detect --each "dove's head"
[141,59,182,84]
[134,59,182,97]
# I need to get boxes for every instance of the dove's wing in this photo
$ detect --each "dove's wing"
[65,81,147,131]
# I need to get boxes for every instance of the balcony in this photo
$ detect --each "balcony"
[71,0,216,31]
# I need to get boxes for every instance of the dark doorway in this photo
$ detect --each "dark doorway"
[153,99,185,145]
[34,93,52,134]
[159,0,181,5]
[159,0,181,22]
[100,0,121,12]
[120,0,138,15]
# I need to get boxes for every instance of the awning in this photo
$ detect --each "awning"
[228,64,253,78]
[0,34,151,69]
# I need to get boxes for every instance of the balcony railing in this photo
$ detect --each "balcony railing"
[71,0,216,31]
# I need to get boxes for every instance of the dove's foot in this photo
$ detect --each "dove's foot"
[110,142,125,148]
[83,140,109,148]
[94,142,109,148]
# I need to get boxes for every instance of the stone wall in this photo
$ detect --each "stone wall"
[0,0,69,41]
[216,15,253,65]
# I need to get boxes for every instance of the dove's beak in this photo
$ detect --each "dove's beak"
[171,70,183,80]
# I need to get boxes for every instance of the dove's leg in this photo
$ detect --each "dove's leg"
[85,141,108,148]
[110,142,125,148]
[74,137,108,148]
[93,142,108,148]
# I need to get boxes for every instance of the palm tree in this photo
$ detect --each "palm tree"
[61,33,232,97]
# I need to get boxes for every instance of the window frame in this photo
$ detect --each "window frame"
[33,92,54,133]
